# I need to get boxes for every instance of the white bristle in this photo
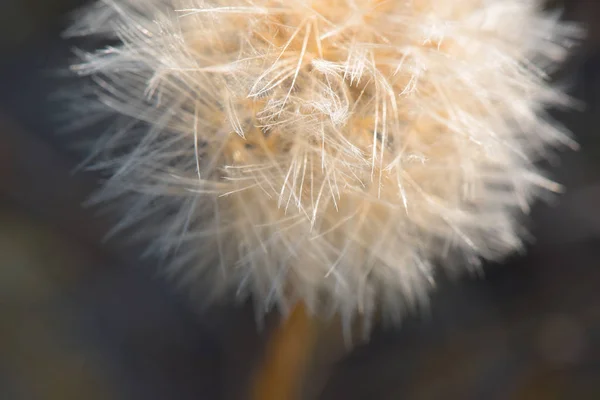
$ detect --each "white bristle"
[65,0,581,329]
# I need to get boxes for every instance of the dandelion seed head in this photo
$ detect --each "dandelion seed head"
[66,0,581,328]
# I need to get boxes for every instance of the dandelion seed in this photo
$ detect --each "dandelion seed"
[65,0,582,329]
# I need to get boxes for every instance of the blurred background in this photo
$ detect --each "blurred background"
[1,1,600,399]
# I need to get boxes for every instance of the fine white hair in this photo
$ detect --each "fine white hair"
[66,0,581,330]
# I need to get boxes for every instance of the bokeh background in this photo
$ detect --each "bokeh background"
[1,1,600,399]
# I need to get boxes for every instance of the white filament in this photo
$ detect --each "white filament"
[66,0,581,328]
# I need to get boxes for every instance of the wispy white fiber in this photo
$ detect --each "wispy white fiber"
[66,0,581,329]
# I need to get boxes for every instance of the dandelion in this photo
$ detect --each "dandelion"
[66,0,581,330]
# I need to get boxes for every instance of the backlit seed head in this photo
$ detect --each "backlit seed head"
[66,0,581,329]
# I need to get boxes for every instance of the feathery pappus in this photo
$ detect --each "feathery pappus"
[65,0,581,330]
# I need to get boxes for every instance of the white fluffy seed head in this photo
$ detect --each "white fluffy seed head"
[66,0,581,328]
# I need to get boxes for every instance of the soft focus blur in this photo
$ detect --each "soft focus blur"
[1,1,600,399]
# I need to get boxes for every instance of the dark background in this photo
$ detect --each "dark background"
[1,1,599,399]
